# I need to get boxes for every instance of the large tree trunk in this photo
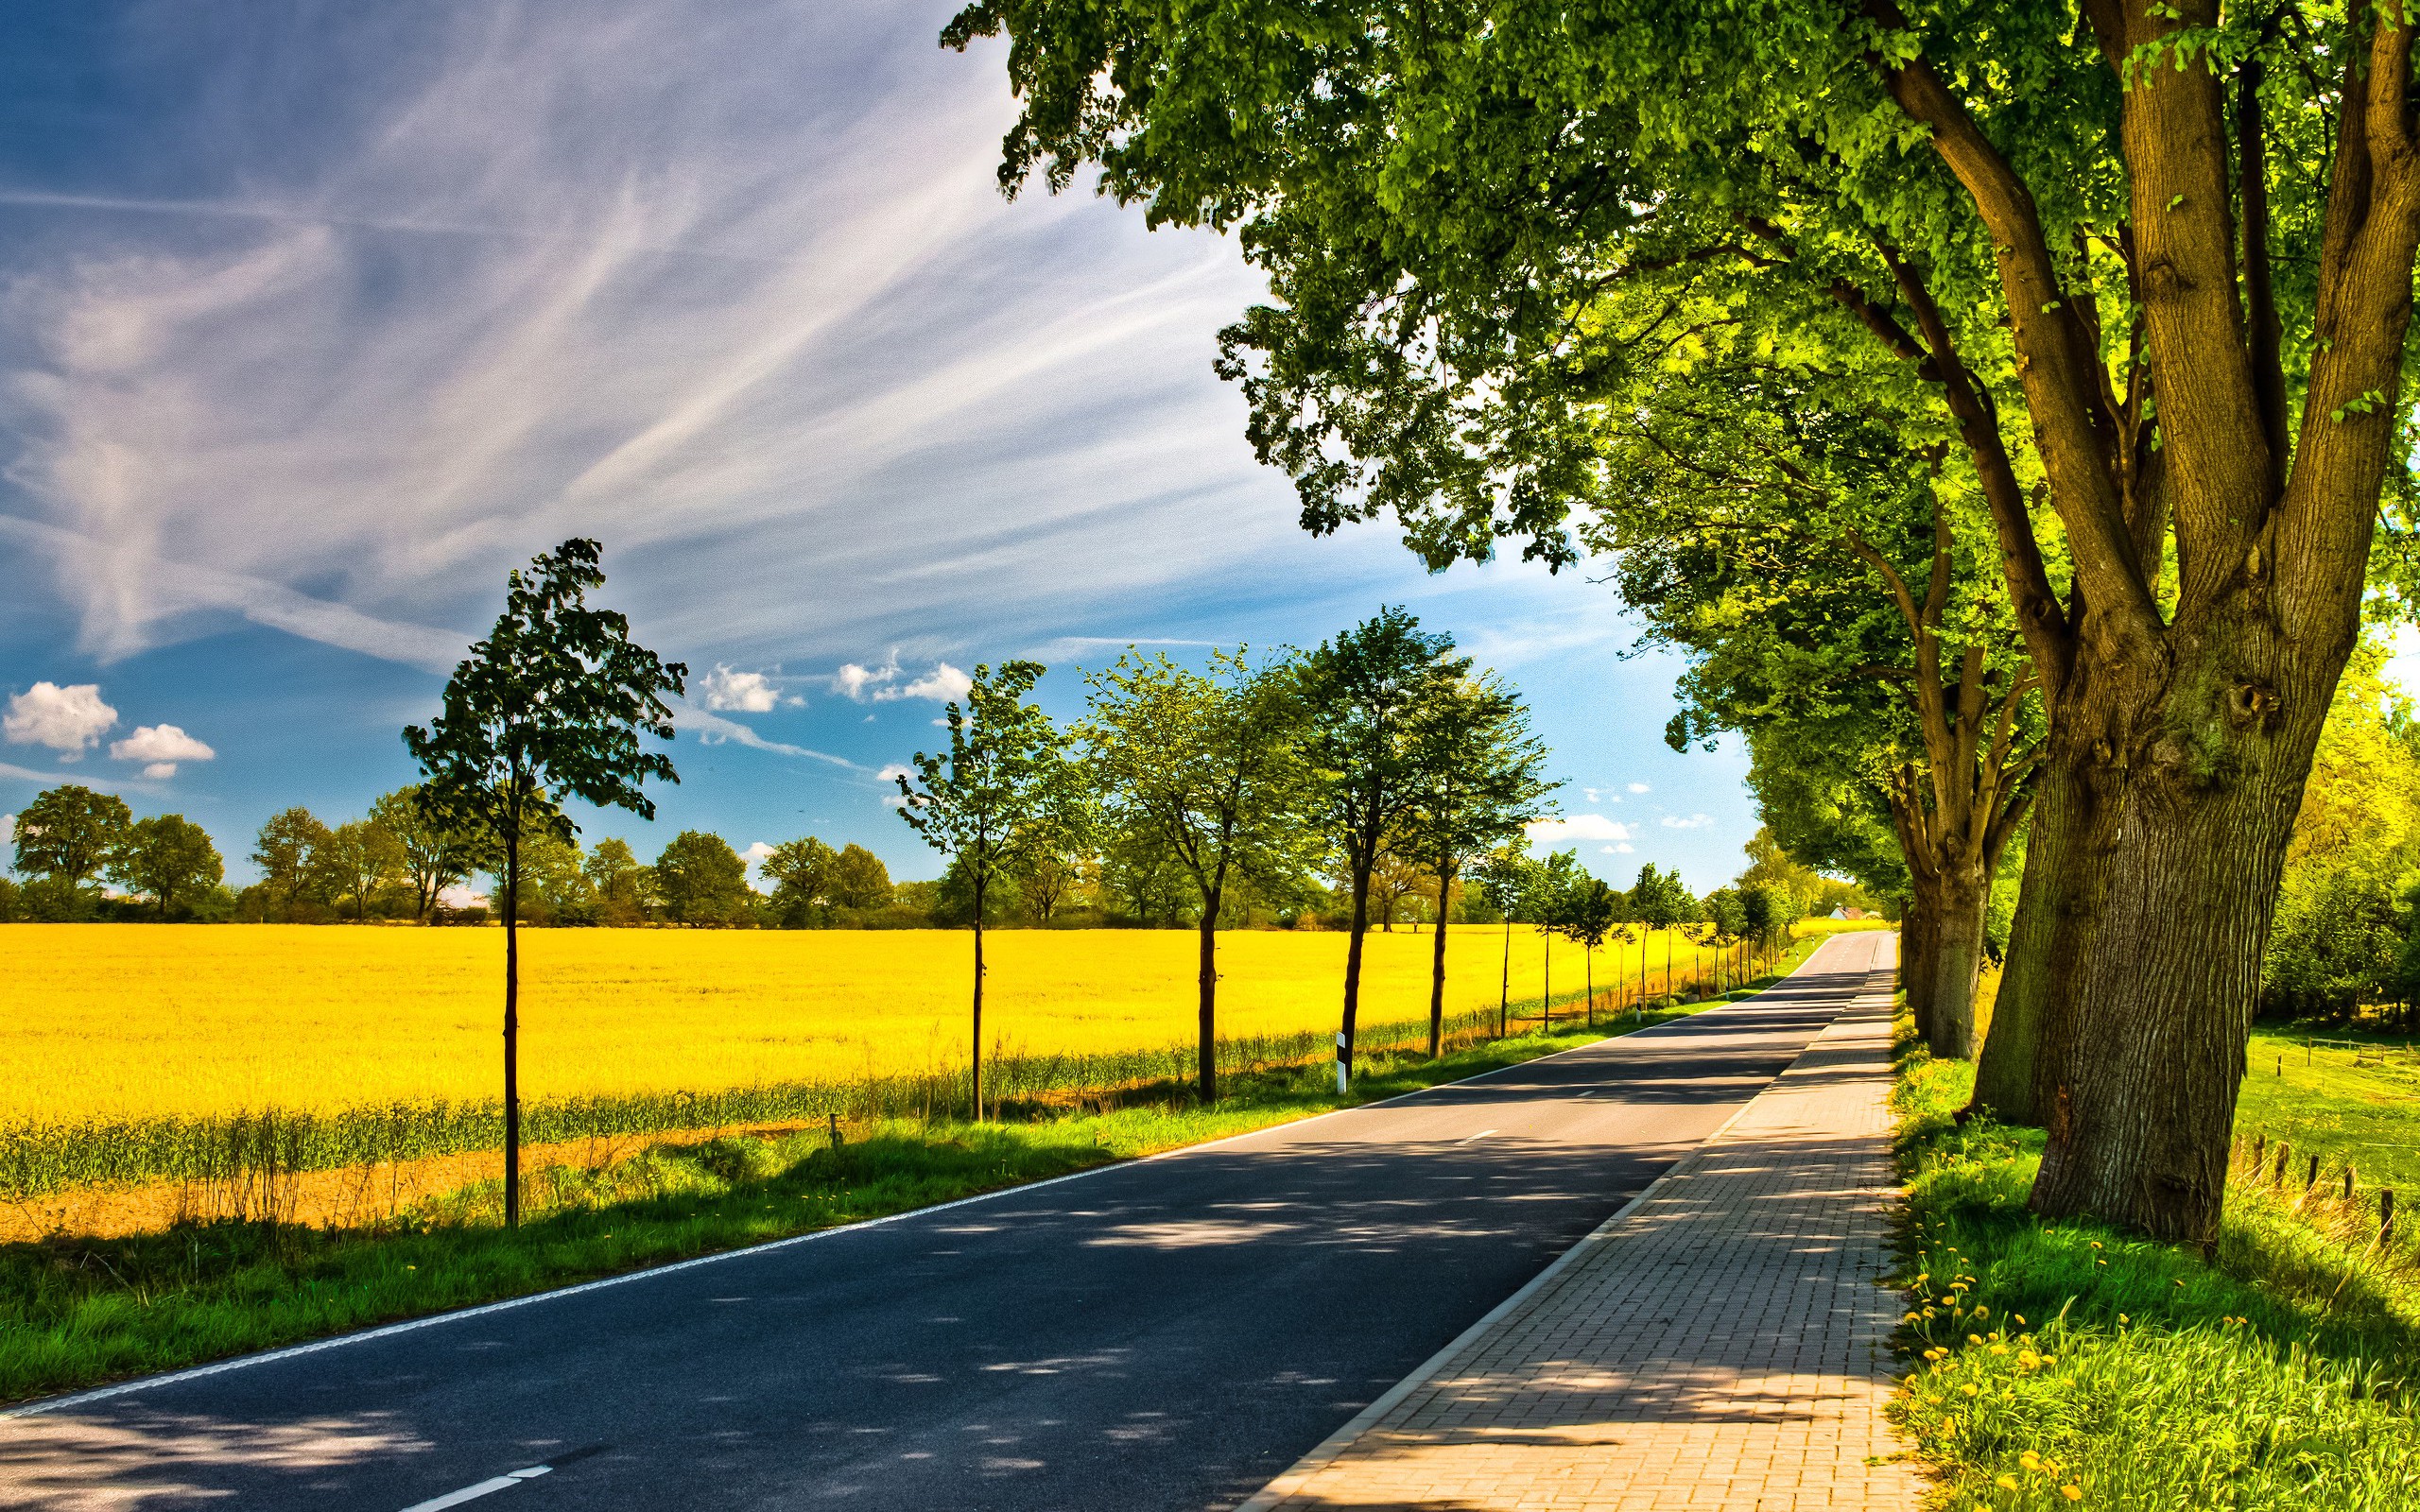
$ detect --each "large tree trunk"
[1197,884,1221,1102]
[1899,881,1937,1045]
[2027,619,2333,1241]
[1928,859,1990,1059]
[1971,782,2072,1125]
[502,834,520,1230]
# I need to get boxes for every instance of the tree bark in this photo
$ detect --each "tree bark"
[1339,861,1372,1085]
[972,874,987,1122]
[1427,866,1452,1057]
[2027,608,2336,1238]
[1497,917,1511,1038]
[1970,774,2072,1125]
[502,831,520,1230]
[1198,884,1221,1101]
[1928,859,1988,1059]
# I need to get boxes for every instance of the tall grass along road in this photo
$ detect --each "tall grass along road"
[0,935,1880,1512]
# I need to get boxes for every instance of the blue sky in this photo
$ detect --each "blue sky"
[0,0,1758,894]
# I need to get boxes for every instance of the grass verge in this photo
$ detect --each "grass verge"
[1893,1031,2420,1509]
[1,942,1824,1409]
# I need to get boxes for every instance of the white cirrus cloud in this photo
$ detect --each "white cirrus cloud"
[4,682,118,758]
[700,664,782,713]
[0,814,12,854]
[835,657,973,704]
[109,723,216,779]
[1525,814,1630,846]
[671,706,856,767]
[1660,814,1714,830]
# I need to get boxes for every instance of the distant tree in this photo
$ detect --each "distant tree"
[1082,647,1316,1099]
[894,661,1067,1119]
[251,807,336,920]
[107,814,224,920]
[763,835,841,926]
[505,827,593,924]
[830,843,894,912]
[582,837,646,921]
[371,785,488,920]
[655,831,754,925]
[403,537,683,1227]
[1400,671,1556,1055]
[1098,828,1193,925]
[321,818,406,920]
[1302,608,1462,1088]
[13,785,132,910]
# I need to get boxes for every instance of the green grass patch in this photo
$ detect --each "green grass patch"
[4,960,1819,1409]
[2235,1023,2420,1193]
[1893,1036,2420,1509]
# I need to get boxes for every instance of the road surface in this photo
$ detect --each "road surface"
[0,930,1892,1512]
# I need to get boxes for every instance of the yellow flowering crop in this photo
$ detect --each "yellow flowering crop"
[1,920,1740,1121]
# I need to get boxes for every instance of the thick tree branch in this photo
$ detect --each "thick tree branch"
[1861,3,2162,662]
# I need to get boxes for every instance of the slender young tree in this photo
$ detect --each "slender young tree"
[403,538,683,1228]
[1304,608,1462,1088]
[1401,673,1557,1055]
[1472,845,1535,1038]
[1558,876,1620,1026]
[1082,648,1315,1100]
[895,661,1067,1120]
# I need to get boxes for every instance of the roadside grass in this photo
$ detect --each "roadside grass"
[0,940,1826,1409]
[2235,1022,2420,1192]
[1893,1035,2420,1509]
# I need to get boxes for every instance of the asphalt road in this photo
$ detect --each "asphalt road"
[1,931,1890,1512]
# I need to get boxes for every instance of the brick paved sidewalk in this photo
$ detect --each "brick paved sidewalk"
[1242,931,1924,1511]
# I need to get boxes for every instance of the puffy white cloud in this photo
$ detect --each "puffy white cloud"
[834,656,972,704]
[0,814,12,854]
[1627,782,1652,794]
[1526,814,1631,846]
[741,839,776,886]
[110,723,216,779]
[1599,843,1635,855]
[700,664,781,713]
[901,663,972,702]
[1660,814,1713,830]
[4,682,117,758]
[876,761,915,807]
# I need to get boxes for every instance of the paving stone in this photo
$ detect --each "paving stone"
[1241,933,1924,1512]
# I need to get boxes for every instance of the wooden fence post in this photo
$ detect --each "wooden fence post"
[2273,1143,2291,1186]
[2345,1163,2358,1204]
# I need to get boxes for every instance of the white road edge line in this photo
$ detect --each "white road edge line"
[2,936,1853,1421]
[1456,1129,1498,1143]
[1232,930,1888,1512]
[397,1463,550,1512]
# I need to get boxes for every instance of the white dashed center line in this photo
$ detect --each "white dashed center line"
[397,1463,554,1512]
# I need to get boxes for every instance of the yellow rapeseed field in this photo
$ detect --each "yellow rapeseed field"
[1,922,1754,1122]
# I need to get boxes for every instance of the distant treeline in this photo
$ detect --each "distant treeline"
[1,776,1877,935]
